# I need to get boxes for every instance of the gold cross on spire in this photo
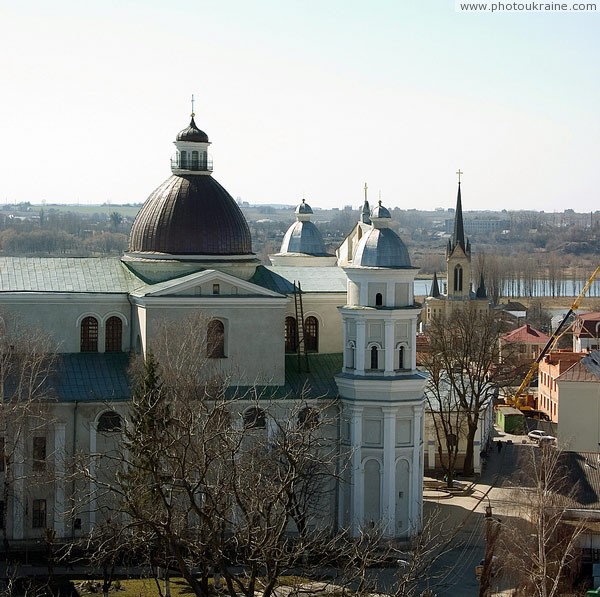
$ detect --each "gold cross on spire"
[364,182,368,202]
[191,94,195,118]
[456,169,463,184]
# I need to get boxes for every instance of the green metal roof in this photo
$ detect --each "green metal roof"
[228,353,342,401]
[263,266,347,293]
[54,352,131,402]
[0,257,144,293]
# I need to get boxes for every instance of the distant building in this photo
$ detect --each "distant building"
[500,323,551,363]
[557,350,600,451]
[444,218,510,235]
[573,311,600,352]
[538,350,586,422]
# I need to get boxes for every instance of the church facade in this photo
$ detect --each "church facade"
[0,112,429,544]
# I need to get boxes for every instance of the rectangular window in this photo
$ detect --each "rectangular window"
[32,499,46,528]
[212,283,220,295]
[33,436,46,472]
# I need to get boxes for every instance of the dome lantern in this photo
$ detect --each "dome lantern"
[171,111,213,175]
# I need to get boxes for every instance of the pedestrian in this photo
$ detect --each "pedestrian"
[497,441,502,453]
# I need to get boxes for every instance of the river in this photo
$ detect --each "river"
[414,278,600,298]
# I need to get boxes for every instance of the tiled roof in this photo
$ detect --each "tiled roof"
[54,353,131,402]
[559,350,600,382]
[265,266,347,293]
[501,323,550,344]
[0,258,143,293]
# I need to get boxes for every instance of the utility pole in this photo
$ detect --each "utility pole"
[479,503,501,597]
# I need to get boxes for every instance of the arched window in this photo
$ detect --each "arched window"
[285,317,298,353]
[207,319,225,358]
[97,411,122,433]
[375,293,383,306]
[105,316,122,352]
[243,407,266,430]
[453,265,463,292]
[346,341,356,369]
[398,345,405,369]
[180,150,188,168]
[191,150,199,170]
[370,345,379,370]
[298,407,319,430]
[81,317,98,352]
[304,316,319,353]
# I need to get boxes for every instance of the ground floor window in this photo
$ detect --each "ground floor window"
[32,499,46,528]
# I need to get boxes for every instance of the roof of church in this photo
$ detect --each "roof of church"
[52,352,342,404]
[129,175,253,256]
[263,266,347,292]
[0,257,142,293]
[353,227,413,268]
[282,353,342,398]
[279,221,329,256]
[176,116,209,143]
[54,353,131,402]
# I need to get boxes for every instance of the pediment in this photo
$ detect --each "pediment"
[132,269,285,299]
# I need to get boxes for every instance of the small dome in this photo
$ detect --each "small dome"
[129,175,252,255]
[371,200,391,219]
[176,116,209,143]
[280,221,328,255]
[296,199,313,215]
[353,228,411,268]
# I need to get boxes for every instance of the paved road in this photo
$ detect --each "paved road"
[413,430,527,596]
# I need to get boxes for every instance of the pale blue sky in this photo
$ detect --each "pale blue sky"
[1,0,599,211]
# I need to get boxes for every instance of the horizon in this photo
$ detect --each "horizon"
[1,1,599,212]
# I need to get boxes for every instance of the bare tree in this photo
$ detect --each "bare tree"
[0,313,57,552]
[421,345,466,488]
[78,315,342,597]
[495,444,587,597]
[423,305,507,476]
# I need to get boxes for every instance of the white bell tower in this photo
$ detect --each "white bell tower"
[335,199,427,539]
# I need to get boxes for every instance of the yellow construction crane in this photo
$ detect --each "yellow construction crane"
[509,264,600,409]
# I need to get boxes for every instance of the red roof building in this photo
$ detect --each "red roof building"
[500,323,551,363]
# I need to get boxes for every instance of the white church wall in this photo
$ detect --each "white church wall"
[140,303,286,386]
[0,295,132,353]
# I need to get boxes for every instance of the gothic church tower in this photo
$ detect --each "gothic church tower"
[423,177,489,324]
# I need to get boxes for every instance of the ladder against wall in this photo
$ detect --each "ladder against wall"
[293,281,309,372]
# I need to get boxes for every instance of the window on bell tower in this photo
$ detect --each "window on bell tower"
[453,265,463,292]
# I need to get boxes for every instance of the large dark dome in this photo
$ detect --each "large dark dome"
[129,175,252,255]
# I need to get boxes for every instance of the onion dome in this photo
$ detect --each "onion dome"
[279,199,328,255]
[296,198,313,215]
[128,175,252,255]
[176,116,209,143]
[353,200,412,268]
[371,201,391,220]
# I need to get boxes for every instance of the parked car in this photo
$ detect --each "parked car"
[528,429,546,442]
[538,435,557,446]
